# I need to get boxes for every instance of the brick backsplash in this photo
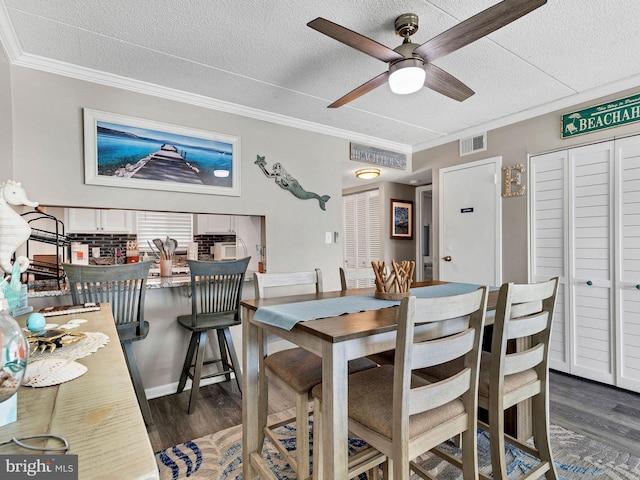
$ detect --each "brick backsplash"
[68,233,236,258]
[68,233,136,258]
[195,234,236,256]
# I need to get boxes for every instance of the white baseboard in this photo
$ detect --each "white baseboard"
[145,374,235,400]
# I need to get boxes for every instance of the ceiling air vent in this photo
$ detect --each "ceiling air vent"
[459,133,487,156]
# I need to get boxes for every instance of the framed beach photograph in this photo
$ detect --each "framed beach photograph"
[83,108,240,196]
[390,199,413,239]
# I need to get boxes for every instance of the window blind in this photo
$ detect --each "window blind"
[136,211,193,252]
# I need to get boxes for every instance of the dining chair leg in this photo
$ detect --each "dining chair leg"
[312,397,323,480]
[122,341,153,426]
[188,331,208,415]
[258,330,268,448]
[216,329,233,383]
[461,416,479,480]
[178,332,198,393]
[221,327,243,393]
[294,390,311,477]
[489,401,508,480]
[533,393,558,480]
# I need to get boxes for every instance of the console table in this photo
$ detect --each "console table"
[0,304,159,479]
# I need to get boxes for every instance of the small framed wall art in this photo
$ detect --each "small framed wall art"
[390,199,413,239]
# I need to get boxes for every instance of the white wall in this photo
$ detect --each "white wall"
[8,66,345,289]
[0,48,12,178]
[413,85,640,283]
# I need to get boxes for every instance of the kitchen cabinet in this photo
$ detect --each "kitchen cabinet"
[66,208,134,233]
[529,135,640,393]
[195,214,237,234]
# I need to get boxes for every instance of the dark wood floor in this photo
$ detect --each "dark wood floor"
[147,371,640,455]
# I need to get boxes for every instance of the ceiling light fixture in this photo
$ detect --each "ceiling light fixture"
[388,58,426,95]
[355,168,381,180]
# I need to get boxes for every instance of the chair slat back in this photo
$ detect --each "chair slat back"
[491,277,559,381]
[393,287,488,441]
[254,268,323,299]
[63,261,152,332]
[339,267,378,290]
[187,258,250,326]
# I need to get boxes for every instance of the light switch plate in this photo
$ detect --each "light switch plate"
[325,232,332,244]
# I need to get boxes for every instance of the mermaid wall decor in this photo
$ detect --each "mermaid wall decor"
[0,180,39,277]
[255,155,330,211]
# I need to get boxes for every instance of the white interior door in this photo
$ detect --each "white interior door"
[615,135,640,392]
[439,157,502,286]
[529,150,570,373]
[569,141,614,384]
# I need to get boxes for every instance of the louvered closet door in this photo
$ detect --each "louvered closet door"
[343,189,381,271]
[569,141,615,384]
[615,136,640,392]
[530,151,570,372]
[343,194,357,268]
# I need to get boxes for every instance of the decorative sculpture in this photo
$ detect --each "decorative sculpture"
[255,155,330,211]
[0,180,39,275]
[372,260,415,300]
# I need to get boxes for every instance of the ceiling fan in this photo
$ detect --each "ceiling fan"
[307,0,547,108]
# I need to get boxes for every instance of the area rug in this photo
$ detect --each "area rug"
[156,408,640,480]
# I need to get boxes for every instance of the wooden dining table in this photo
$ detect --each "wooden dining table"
[0,304,159,480]
[241,280,509,480]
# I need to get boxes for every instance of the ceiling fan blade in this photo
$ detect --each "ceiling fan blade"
[414,0,547,63]
[423,64,474,102]
[328,72,390,108]
[308,17,403,63]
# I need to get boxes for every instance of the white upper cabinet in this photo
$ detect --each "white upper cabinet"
[195,214,237,234]
[66,208,134,233]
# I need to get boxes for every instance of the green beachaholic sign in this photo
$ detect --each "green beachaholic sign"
[562,93,640,138]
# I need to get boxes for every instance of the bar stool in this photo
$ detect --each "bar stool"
[255,269,377,478]
[418,277,560,480]
[176,257,250,414]
[312,287,488,480]
[64,261,154,426]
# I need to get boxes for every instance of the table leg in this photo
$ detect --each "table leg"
[242,307,261,480]
[321,342,349,479]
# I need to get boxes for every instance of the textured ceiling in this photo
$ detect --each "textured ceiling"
[1,0,640,188]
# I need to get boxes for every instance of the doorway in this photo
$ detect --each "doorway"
[439,157,502,286]
[415,185,433,281]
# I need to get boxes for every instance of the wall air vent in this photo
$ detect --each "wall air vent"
[459,132,487,156]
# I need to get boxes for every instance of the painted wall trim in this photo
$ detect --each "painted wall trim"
[5,50,412,155]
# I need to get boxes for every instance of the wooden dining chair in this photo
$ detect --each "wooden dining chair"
[63,261,154,426]
[339,266,378,290]
[312,287,488,480]
[176,257,250,414]
[254,269,377,478]
[418,277,559,480]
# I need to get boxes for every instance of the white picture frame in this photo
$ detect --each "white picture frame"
[83,108,240,196]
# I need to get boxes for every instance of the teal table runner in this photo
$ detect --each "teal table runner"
[253,283,489,331]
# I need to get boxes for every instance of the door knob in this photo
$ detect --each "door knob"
[442,255,452,262]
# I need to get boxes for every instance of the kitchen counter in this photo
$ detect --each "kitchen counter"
[28,271,255,298]
[24,269,256,398]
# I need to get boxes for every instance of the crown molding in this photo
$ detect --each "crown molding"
[8,49,413,155]
[413,74,640,153]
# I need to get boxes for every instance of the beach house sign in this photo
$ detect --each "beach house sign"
[562,93,640,138]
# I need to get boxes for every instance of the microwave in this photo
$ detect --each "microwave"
[213,242,236,261]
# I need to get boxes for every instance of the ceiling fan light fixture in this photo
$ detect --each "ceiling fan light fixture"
[355,168,381,180]
[388,58,426,95]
